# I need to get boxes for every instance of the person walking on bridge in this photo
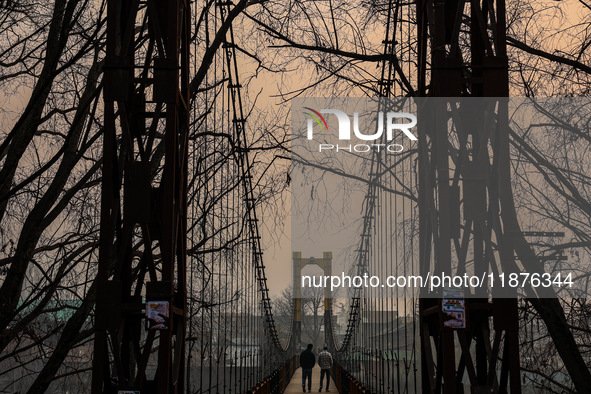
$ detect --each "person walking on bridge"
[300,343,316,392]
[317,346,333,392]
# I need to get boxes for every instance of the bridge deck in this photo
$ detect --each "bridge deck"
[285,365,339,393]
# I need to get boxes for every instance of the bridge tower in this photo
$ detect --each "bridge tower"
[417,0,521,393]
[292,252,333,352]
[92,1,190,393]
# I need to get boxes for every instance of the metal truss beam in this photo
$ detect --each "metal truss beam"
[417,0,520,393]
[92,0,190,392]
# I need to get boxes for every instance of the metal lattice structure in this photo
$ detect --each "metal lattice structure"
[92,0,190,392]
[92,1,293,393]
[417,0,520,393]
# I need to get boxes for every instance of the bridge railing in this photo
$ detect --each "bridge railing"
[332,361,370,394]
[246,355,299,394]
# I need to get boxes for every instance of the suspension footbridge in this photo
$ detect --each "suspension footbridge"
[92,0,524,393]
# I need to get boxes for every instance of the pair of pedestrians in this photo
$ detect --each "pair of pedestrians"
[300,344,333,392]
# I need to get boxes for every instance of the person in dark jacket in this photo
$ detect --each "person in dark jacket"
[300,343,316,392]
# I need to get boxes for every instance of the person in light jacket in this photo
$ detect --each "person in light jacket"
[317,346,333,392]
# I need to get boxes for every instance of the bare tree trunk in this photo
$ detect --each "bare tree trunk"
[26,284,96,394]
[0,36,100,351]
[498,120,591,392]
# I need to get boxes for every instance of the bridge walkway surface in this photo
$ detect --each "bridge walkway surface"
[284,364,339,393]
